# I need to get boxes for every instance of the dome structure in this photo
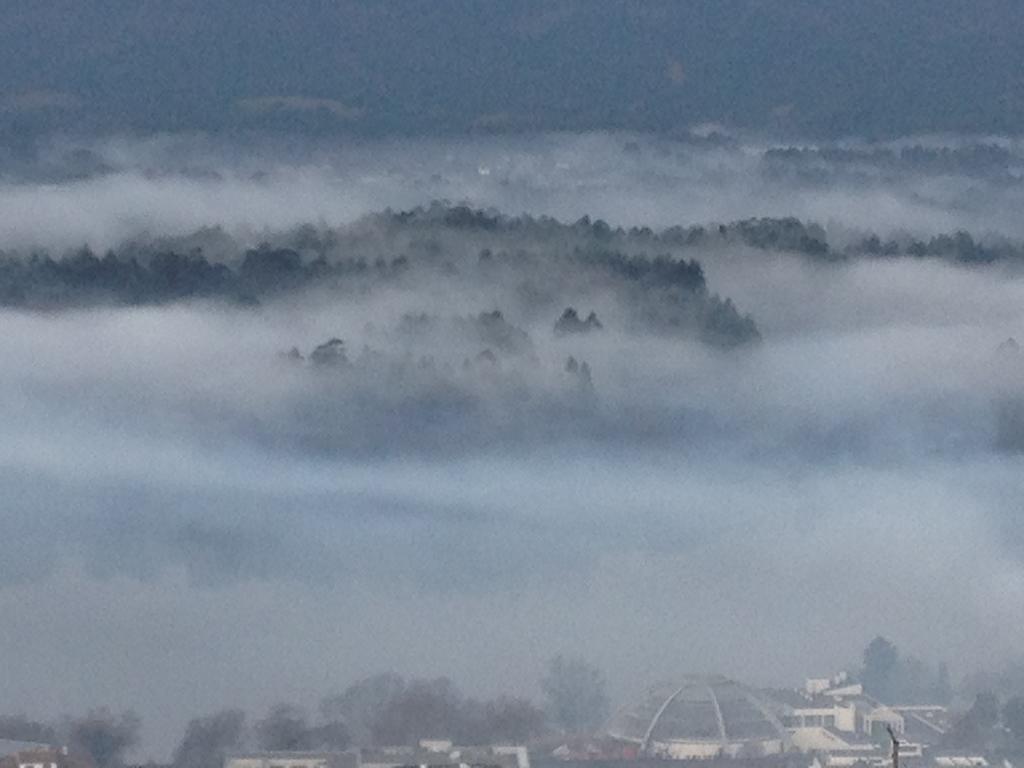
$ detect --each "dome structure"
[606,676,788,760]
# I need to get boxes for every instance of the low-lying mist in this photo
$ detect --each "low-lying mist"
[3,132,1024,759]
[7,130,1024,251]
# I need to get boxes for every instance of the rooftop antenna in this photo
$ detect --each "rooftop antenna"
[885,724,899,768]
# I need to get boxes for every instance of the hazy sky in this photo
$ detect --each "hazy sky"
[3,132,1024,759]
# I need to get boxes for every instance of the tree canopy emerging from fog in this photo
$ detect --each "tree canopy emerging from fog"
[66,710,140,768]
[0,204,761,349]
[252,704,349,752]
[541,655,609,735]
[173,710,245,768]
[862,636,900,702]
[318,674,547,747]
[859,636,953,706]
[321,673,407,747]
[947,692,1003,751]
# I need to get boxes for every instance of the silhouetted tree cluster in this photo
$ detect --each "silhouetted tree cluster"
[66,710,141,768]
[319,674,547,747]
[309,338,349,367]
[860,636,952,705]
[857,230,1008,264]
[173,710,245,768]
[554,308,602,335]
[0,680,552,768]
[540,655,609,735]
[0,202,773,348]
[0,711,138,767]
[763,144,1021,183]
[730,218,830,257]
[569,247,758,345]
[577,248,706,291]
[468,311,533,354]
[0,203,763,347]
[0,245,408,309]
[254,704,350,752]
[565,356,594,393]
[381,204,829,260]
[946,692,1003,751]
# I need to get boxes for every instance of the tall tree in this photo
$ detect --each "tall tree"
[305,721,350,751]
[321,674,407,747]
[456,696,546,745]
[479,696,546,744]
[370,678,463,746]
[947,692,1001,750]
[933,662,953,705]
[540,655,609,734]
[67,710,141,768]
[173,710,245,768]
[862,636,900,702]
[255,705,311,751]
[1004,696,1024,749]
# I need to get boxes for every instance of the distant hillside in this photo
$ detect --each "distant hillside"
[3,0,1024,141]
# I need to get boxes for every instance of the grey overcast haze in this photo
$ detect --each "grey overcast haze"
[4,2,1024,765]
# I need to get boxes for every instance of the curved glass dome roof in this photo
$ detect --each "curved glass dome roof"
[607,676,787,749]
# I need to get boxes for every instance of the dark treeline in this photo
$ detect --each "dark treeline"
[364,203,829,261]
[0,245,410,309]
[374,204,1024,265]
[942,692,1024,754]
[856,636,1024,755]
[4,202,1024,355]
[854,230,1013,264]
[0,657,608,768]
[11,647,1024,765]
[0,710,140,768]
[1,204,1018,321]
[858,636,953,705]
[0,203,761,348]
[318,675,543,748]
[364,203,1024,266]
[761,143,1024,183]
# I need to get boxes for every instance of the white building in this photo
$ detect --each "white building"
[768,674,948,766]
[776,677,906,738]
[225,751,356,768]
[357,742,528,768]
[605,676,789,760]
[0,744,91,768]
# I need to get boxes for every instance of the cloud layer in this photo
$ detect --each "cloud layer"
[3,132,1024,759]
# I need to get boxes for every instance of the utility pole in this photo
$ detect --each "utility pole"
[886,724,899,768]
